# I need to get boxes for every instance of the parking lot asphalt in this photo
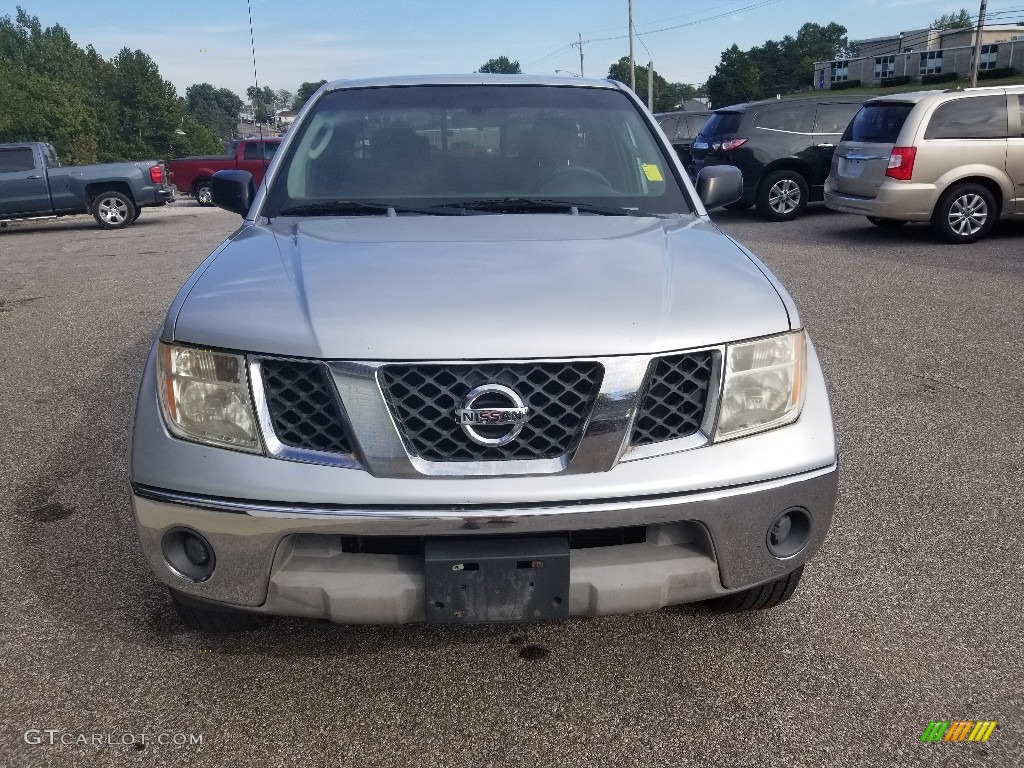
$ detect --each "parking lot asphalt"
[1,201,1021,767]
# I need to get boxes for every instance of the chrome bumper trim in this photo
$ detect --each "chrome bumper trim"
[132,460,836,522]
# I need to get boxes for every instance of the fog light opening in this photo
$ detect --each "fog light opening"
[766,508,811,559]
[161,528,216,582]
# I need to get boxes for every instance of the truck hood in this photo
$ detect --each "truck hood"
[170,215,790,359]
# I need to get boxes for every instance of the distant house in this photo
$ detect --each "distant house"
[814,25,1024,88]
[275,109,298,127]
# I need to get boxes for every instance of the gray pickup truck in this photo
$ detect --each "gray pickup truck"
[0,142,174,230]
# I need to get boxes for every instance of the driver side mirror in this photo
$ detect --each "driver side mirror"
[212,170,255,217]
[696,165,743,210]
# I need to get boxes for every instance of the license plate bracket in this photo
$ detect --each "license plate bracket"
[424,537,570,624]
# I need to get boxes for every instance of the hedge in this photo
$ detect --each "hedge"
[879,76,913,88]
[921,72,959,85]
[830,79,863,91]
[978,66,1016,80]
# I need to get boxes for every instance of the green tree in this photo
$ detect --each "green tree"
[186,83,243,141]
[0,8,101,162]
[0,7,223,162]
[708,21,851,101]
[705,45,761,108]
[246,84,277,121]
[932,9,973,30]
[607,57,697,111]
[477,56,522,74]
[293,79,327,110]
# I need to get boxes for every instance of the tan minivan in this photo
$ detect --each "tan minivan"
[824,85,1024,243]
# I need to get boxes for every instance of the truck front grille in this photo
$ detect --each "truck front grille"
[630,351,714,446]
[378,361,603,462]
[261,360,354,455]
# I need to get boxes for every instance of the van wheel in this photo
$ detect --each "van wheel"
[756,170,808,221]
[711,566,804,611]
[194,181,214,207]
[867,216,907,228]
[931,183,996,244]
[92,191,136,229]
[169,588,266,633]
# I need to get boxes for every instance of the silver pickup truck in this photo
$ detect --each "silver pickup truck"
[0,142,173,229]
[132,75,838,632]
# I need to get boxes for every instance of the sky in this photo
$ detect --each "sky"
[14,0,1024,98]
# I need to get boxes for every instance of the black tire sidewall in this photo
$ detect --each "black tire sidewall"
[756,170,808,222]
[931,183,996,244]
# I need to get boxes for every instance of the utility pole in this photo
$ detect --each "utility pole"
[648,61,654,110]
[570,32,585,77]
[628,0,635,91]
[970,0,987,87]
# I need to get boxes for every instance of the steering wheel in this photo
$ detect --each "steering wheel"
[536,166,613,194]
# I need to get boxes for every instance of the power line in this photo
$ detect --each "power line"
[587,0,785,43]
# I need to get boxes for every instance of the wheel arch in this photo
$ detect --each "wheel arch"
[86,181,135,207]
[934,174,1007,219]
[758,158,815,188]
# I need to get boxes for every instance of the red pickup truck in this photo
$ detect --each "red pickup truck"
[168,137,282,206]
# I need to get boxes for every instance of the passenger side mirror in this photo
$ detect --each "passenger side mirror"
[212,170,255,217]
[696,165,743,210]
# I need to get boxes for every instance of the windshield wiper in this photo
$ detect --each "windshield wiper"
[438,198,635,216]
[276,200,469,217]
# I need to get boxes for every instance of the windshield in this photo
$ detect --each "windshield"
[843,103,913,143]
[263,84,692,217]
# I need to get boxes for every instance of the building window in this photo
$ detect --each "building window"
[830,61,849,83]
[978,44,999,71]
[874,55,896,79]
[920,50,943,76]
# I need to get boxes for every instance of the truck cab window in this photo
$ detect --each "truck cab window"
[0,148,36,173]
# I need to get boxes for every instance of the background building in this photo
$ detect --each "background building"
[814,25,1024,88]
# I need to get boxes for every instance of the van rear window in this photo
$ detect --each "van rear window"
[843,103,913,143]
[700,112,743,138]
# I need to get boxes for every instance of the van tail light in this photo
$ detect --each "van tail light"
[885,147,916,181]
[714,138,748,152]
[150,165,165,184]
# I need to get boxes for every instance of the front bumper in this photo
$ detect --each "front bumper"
[133,462,837,623]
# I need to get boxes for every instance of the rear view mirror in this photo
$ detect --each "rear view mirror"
[696,165,743,210]
[212,170,255,217]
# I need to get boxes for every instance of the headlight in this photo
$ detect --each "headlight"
[714,330,806,441]
[157,343,261,452]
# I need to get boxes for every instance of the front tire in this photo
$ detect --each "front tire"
[756,170,808,222]
[169,588,266,633]
[711,566,804,611]
[930,183,996,244]
[92,191,136,229]
[194,181,214,207]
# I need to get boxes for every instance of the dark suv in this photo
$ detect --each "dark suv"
[691,97,864,221]
[655,110,713,176]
